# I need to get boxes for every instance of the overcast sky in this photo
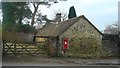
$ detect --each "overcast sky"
[0,0,119,31]
[38,0,119,31]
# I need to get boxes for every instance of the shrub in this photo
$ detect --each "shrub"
[2,22,37,34]
[66,37,102,58]
[15,24,37,33]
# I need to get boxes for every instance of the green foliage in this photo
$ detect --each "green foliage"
[2,1,68,33]
[2,22,15,32]
[2,2,32,24]
[2,22,37,33]
[15,24,37,33]
[2,2,16,23]
[66,37,102,58]
[68,6,77,19]
[2,2,32,32]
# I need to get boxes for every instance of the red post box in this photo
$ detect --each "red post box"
[63,38,69,49]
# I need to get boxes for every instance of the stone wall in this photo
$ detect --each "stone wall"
[102,34,118,57]
[59,17,102,58]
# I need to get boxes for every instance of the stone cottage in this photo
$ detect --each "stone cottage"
[36,15,102,58]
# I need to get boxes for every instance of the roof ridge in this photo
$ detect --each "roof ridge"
[36,15,102,36]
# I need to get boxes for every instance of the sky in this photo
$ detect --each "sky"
[0,0,119,32]
[38,0,119,32]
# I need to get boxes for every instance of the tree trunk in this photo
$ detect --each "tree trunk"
[18,16,23,24]
[31,4,39,26]
[18,5,24,24]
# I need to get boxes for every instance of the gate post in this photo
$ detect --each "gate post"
[2,42,5,55]
[56,36,60,57]
[14,43,16,55]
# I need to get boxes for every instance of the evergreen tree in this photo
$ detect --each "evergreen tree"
[2,1,67,32]
[68,6,77,19]
[2,2,32,32]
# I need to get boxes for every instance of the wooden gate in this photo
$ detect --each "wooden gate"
[2,32,45,55]
[35,36,56,56]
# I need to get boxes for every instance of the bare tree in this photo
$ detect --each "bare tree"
[30,2,50,26]
[53,10,68,22]
[61,11,67,21]
[104,21,118,34]
[30,0,67,26]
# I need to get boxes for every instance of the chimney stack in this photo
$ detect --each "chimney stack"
[55,13,61,23]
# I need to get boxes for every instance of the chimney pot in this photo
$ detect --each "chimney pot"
[55,13,61,23]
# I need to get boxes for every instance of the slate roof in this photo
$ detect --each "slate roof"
[36,15,102,37]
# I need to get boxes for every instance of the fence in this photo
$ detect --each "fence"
[2,32,42,55]
[2,32,34,43]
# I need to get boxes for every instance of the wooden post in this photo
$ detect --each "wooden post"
[14,43,16,55]
[56,36,60,57]
[2,42,5,55]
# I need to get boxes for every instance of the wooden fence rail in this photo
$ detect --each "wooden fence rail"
[2,32,41,55]
[2,32,34,43]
